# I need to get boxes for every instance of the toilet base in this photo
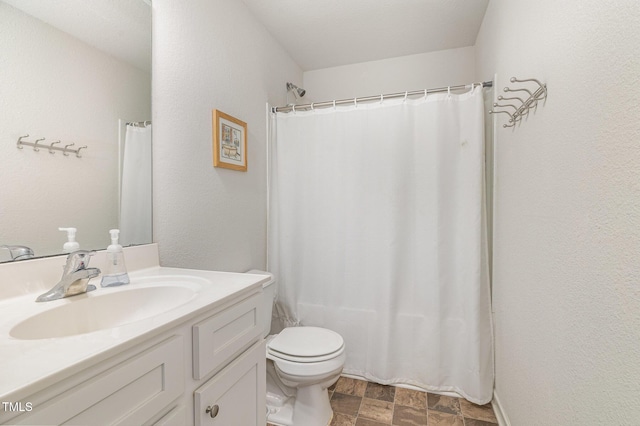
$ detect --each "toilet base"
[266,392,333,426]
[266,362,334,426]
[266,395,294,426]
[292,384,333,426]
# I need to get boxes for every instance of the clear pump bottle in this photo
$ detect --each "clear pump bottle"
[101,229,130,287]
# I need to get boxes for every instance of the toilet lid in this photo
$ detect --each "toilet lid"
[268,327,344,359]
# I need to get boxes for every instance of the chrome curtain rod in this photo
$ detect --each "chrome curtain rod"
[126,120,151,127]
[272,81,493,113]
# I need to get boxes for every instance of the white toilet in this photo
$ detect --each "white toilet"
[250,270,346,426]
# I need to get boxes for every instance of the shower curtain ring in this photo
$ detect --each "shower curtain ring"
[380,94,383,104]
[403,91,408,103]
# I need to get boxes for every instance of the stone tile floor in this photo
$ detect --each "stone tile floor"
[268,376,498,426]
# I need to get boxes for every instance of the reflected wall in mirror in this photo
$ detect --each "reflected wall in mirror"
[0,0,152,262]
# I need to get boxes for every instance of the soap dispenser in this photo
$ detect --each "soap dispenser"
[59,227,80,253]
[101,229,130,287]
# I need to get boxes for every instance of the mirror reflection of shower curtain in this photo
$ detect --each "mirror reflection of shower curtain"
[120,124,152,246]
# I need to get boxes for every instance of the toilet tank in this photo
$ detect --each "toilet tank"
[246,269,275,338]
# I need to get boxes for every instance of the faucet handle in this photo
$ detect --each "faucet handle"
[64,250,96,271]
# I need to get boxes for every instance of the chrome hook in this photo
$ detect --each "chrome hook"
[33,138,45,152]
[493,102,520,111]
[505,114,523,126]
[498,95,530,116]
[498,95,526,106]
[17,134,29,149]
[489,110,515,121]
[504,87,534,98]
[76,145,87,158]
[511,77,547,98]
[63,143,75,156]
[49,140,61,154]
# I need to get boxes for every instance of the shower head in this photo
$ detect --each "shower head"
[286,82,306,99]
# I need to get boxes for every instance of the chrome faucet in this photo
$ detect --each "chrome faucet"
[36,250,101,302]
[1,245,34,261]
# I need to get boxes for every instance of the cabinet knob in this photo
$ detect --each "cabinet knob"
[206,404,220,418]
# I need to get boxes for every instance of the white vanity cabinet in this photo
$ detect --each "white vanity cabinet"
[1,286,266,426]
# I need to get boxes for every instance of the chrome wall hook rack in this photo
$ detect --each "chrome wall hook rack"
[489,77,547,128]
[16,134,88,158]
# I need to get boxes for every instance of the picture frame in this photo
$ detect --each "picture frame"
[212,109,247,171]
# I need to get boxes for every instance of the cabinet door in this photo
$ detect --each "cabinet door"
[194,340,266,426]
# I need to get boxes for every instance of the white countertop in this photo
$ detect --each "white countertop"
[0,245,269,401]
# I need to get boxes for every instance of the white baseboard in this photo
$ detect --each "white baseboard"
[492,391,511,426]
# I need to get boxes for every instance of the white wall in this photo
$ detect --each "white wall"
[152,0,302,271]
[475,1,640,424]
[303,47,476,102]
[0,2,150,261]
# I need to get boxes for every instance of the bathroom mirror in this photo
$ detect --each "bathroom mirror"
[0,0,152,262]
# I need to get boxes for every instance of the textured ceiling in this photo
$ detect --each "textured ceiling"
[3,0,151,73]
[242,0,490,71]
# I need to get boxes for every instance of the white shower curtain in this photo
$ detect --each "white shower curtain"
[120,124,152,247]
[268,87,493,404]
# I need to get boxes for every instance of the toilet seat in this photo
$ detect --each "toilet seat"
[267,326,345,363]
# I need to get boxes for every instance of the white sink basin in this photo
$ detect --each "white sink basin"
[10,278,202,340]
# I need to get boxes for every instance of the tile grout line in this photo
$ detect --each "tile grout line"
[354,392,363,423]
[390,393,395,426]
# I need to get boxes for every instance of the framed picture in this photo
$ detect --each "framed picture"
[213,109,247,171]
